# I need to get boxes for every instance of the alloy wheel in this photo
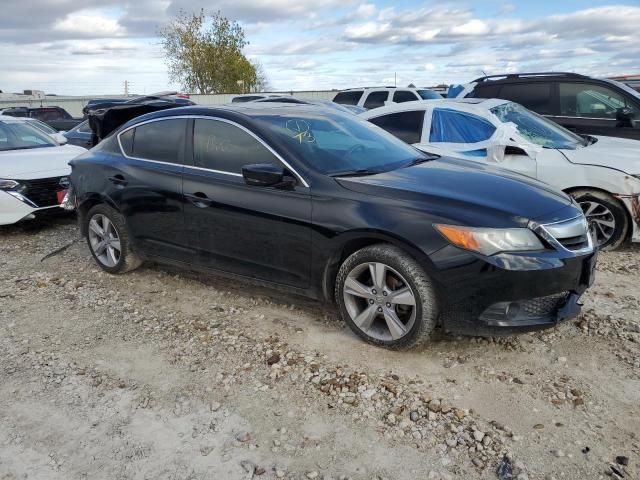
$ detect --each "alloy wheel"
[343,262,417,342]
[88,213,122,268]
[579,200,616,247]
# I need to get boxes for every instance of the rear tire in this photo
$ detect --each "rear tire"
[335,244,439,349]
[569,189,629,250]
[85,204,142,274]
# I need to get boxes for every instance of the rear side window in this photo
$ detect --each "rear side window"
[363,91,389,109]
[119,129,134,155]
[497,83,552,114]
[417,89,441,100]
[393,90,419,103]
[333,91,364,106]
[469,84,501,99]
[369,111,425,144]
[193,119,279,174]
[124,118,187,164]
[429,108,496,143]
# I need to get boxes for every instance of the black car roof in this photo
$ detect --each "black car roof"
[130,103,337,122]
[473,72,590,83]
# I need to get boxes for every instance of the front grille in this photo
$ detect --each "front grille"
[556,233,589,250]
[539,216,590,252]
[520,292,569,317]
[21,177,65,207]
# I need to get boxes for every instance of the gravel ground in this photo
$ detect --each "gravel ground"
[0,217,638,480]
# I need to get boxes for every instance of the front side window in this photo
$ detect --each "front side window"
[559,82,634,118]
[0,121,57,151]
[333,91,364,106]
[363,91,389,109]
[393,90,419,103]
[429,108,496,143]
[491,102,586,149]
[369,111,425,144]
[254,111,426,175]
[124,118,187,164]
[76,120,92,133]
[193,119,279,174]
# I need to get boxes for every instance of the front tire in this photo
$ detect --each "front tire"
[569,189,629,250]
[85,204,142,274]
[335,244,439,349]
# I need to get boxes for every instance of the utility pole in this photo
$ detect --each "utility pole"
[124,80,129,96]
[394,72,397,87]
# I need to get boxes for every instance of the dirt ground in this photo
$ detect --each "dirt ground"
[1,216,638,480]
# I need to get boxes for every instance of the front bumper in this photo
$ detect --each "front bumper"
[618,194,640,243]
[431,245,597,336]
[0,190,64,225]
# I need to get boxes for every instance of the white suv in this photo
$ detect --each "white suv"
[333,87,441,110]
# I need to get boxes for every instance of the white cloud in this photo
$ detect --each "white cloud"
[352,3,377,19]
[450,19,489,36]
[53,13,126,37]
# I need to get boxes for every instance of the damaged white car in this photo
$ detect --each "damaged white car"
[361,99,640,249]
[0,116,86,225]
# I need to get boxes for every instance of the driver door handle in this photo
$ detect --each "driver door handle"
[186,192,213,208]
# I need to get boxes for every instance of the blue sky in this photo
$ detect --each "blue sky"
[0,1,638,95]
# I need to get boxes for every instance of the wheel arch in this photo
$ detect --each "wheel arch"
[563,185,633,241]
[320,229,436,303]
[77,194,120,236]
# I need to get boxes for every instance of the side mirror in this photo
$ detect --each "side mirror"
[504,145,528,156]
[242,163,294,188]
[53,133,68,145]
[616,107,634,125]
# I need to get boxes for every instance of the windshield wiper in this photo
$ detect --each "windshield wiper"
[404,155,438,168]
[328,168,384,177]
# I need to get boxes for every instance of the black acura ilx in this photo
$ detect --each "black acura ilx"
[69,104,596,349]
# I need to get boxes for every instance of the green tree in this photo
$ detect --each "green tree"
[159,10,266,94]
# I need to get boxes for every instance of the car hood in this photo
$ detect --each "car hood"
[0,144,85,179]
[562,136,640,174]
[336,157,575,227]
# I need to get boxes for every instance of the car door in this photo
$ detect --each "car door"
[66,121,93,148]
[553,82,640,139]
[182,117,312,288]
[112,118,190,263]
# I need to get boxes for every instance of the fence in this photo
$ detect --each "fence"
[0,91,338,118]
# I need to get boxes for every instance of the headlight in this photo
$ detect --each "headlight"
[0,179,20,190]
[434,224,544,256]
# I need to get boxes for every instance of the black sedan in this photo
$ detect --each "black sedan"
[69,104,596,349]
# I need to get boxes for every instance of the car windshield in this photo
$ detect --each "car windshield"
[0,121,57,151]
[255,110,428,175]
[490,102,587,149]
[417,90,442,100]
